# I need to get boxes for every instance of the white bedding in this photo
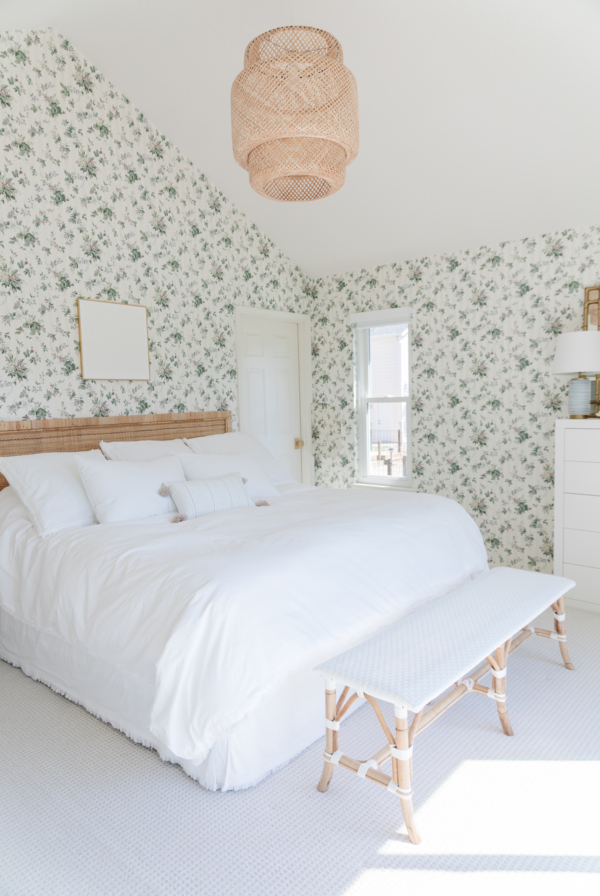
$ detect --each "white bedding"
[0,483,488,786]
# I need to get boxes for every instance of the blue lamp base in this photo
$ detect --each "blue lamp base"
[568,377,594,417]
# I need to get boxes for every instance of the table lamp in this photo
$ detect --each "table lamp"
[552,330,600,418]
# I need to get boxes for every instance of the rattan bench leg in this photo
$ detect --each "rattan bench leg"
[317,682,337,792]
[553,595,574,671]
[395,707,422,845]
[490,639,514,737]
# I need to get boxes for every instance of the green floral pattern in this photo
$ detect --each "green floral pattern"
[0,29,305,423]
[2,29,599,572]
[310,235,600,570]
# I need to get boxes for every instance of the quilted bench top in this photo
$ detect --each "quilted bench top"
[315,567,574,711]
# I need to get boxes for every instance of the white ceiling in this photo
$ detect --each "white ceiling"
[4,0,600,278]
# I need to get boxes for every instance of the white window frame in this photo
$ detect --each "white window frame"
[351,307,412,490]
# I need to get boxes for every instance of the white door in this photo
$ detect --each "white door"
[237,313,303,482]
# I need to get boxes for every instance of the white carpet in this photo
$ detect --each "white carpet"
[1,606,599,896]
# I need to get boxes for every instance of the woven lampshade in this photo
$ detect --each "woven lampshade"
[231,26,359,202]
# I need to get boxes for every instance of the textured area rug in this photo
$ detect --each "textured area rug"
[1,606,599,896]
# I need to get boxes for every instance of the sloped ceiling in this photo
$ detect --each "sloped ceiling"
[4,0,600,278]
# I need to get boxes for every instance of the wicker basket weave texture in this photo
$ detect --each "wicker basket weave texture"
[231,26,359,202]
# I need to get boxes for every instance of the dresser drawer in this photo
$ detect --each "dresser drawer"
[563,528,600,568]
[563,563,600,609]
[564,493,600,532]
[565,427,600,462]
[564,462,600,496]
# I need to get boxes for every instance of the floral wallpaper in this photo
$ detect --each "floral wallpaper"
[0,29,306,423]
[310,232,600,570]
[2,29,599,571]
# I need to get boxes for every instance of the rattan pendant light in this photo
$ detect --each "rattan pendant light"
[231,26,359,202]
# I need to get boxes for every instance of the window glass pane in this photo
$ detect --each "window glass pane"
[368,323,409,397]
[367,402,408,479]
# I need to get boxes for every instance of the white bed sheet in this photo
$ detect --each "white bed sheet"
[0,484,488,789]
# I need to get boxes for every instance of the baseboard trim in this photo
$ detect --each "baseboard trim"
[566,595,600,614]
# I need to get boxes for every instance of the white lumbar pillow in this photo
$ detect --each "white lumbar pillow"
[0,450,105,538]
[76,455,185,523]
[176,451,279,500]
[164,474,254,521]
[100,439,192,461]
[184,431,295,486]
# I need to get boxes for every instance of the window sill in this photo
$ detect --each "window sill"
[353,480,416,493]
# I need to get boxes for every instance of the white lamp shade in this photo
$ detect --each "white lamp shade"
[552,331,600,375]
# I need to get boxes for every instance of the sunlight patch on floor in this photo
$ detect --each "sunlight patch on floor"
[378,760,600,855]
[344,869,600,896]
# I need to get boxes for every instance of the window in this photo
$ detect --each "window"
[352,307,411,487]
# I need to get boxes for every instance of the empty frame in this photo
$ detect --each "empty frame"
[78,298,150,381]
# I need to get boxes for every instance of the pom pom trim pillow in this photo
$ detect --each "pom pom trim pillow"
[164,474,254,520]
[176,451,279,501]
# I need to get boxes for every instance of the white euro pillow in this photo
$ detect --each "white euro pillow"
[177,451,279,500]
[184,432,295,486]
[0,449,105,538]
[165,474,254,521]
[100,438,192,461]
[76,455,185,523]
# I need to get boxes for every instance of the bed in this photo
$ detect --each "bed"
[0,412,489,791]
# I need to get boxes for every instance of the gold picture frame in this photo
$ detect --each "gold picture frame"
[77,298,151,381]
[579,287,600,417]
[583,286,600,331]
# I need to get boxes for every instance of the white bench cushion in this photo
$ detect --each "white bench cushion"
[315,568,575,711]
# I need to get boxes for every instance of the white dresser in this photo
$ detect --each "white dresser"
[555,419,600,612]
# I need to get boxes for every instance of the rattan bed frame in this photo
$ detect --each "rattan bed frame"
[0,411,232,491]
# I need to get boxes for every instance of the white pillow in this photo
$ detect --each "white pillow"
[176,451,279,500]
[76,455,185,523]
[0,450,105,538]
[100,438,192,461]
[184,432,294,486]
[165,474,254,520]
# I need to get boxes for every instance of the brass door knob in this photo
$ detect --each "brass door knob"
[294,438,305,449]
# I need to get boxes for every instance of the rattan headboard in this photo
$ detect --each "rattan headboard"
[0,411,232,490]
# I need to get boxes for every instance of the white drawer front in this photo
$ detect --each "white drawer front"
[565,427,600,463]
[563,563,600,608]
[563,528,600,568]
[564,493,600,532]
[564,461,600,496]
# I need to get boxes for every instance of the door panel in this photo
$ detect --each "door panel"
[245,369,266,434]
[276,372,292,433]
[244,333,264,357]
[238,314,302,482]
[273,336,290,358]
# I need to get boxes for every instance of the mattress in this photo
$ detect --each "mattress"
[0,484,488,790]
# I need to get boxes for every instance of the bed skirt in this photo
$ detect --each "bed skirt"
[0,606,357,791]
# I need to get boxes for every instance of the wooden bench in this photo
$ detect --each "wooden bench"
[314,567,575,844]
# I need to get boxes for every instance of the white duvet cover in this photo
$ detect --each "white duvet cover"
[0,484,488,780]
